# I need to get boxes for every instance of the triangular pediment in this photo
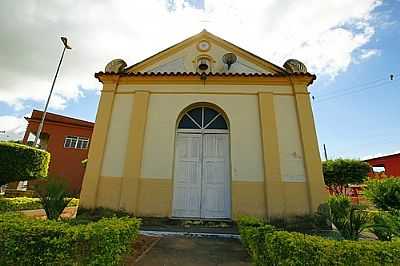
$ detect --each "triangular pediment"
[126,30,285,75]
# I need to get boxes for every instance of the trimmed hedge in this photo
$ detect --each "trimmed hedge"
[0,197,79,213]
[0,213,140,265]
[0,142,50,186]
[239,216,400,266]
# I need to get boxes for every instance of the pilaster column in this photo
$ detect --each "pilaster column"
[119,91,150,213]
[293,84,328,212]
[258,92,285,218]
[79,80,118,208]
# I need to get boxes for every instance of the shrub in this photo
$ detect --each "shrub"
[0,142,50,186]
[0,212,140,266]
[0,197,79,213]
[35,178,73,220]
[327,195,370,240]
[0,197,42,212]
[370,210,400,241]
[239,217,400,266]
[323,159,370,195]
[364,178,400,211]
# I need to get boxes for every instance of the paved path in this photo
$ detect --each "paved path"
[135,236,251,266]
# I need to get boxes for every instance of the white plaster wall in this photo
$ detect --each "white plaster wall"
[141,94,264,181]
[274,95,306,182]
[101,94,134,177]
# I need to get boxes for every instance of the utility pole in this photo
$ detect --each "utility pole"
[323,144,328,161]
[33,37,71,147]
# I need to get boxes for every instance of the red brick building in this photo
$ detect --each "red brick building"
[22,110,94,192]
[364,152,400,177]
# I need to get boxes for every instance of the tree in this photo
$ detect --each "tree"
[0,142,50,186]
[322,159,370,195]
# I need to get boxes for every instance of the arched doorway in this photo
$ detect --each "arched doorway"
[172,106,231,219]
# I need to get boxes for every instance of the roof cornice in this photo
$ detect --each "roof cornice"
[95,71,316,86]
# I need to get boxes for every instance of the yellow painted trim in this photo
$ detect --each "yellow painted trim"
[118,91,258,95]
[126,30,285,74]
[135,92,303,96]
[258,92,286,218]
[79,82,118,208]
[119,91,150,213]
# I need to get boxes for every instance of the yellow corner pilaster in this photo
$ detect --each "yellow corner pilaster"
[258,92,285,218]
[80,81,117,208]
[294,85,328,212]
[119,91,150,213]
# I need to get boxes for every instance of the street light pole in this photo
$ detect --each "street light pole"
[33,37,71,147]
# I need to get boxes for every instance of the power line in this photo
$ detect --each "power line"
[313,76,399,103]
[315,76,388,98]
[312,74,398,100]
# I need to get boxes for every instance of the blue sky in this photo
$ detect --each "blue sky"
[311,1,400,159]
[0,0,398,160]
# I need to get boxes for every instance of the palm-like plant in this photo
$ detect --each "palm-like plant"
[327,195,370,240]
[35,178,72,220]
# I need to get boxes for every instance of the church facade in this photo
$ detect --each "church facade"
[80,30,327,219]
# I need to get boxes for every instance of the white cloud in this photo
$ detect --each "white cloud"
[0,116,27,141]
[0,0,382,111]
[359,48,381,60]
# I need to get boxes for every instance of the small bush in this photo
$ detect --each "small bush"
[370,210,400,241]
[0,196,79,213]
[327,195,370,240]
[0,142,50,186]
[239,217,400,266]
[0,197,42,212]
[0,212,140,266]
[364,178,400,211]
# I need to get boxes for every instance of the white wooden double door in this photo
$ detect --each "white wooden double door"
[172,133,231,219]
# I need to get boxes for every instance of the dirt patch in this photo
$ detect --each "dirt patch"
[20,207,77,220]
[123,234,160,265]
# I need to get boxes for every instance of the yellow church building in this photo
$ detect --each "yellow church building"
[80,30,327,220]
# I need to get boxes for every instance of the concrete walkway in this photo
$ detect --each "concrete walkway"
[135,236,251,266]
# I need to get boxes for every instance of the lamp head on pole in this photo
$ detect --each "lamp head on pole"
[61,37,72,49]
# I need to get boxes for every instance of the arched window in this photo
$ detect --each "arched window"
[178,107,228,131]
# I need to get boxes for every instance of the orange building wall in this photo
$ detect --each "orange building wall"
[23,112,93,193]
[365,153,400,177]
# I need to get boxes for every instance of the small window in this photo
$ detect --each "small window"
[64,136,77,148]
[77,138,89,149]
[372,166,385,173]
[64,136,89,149]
